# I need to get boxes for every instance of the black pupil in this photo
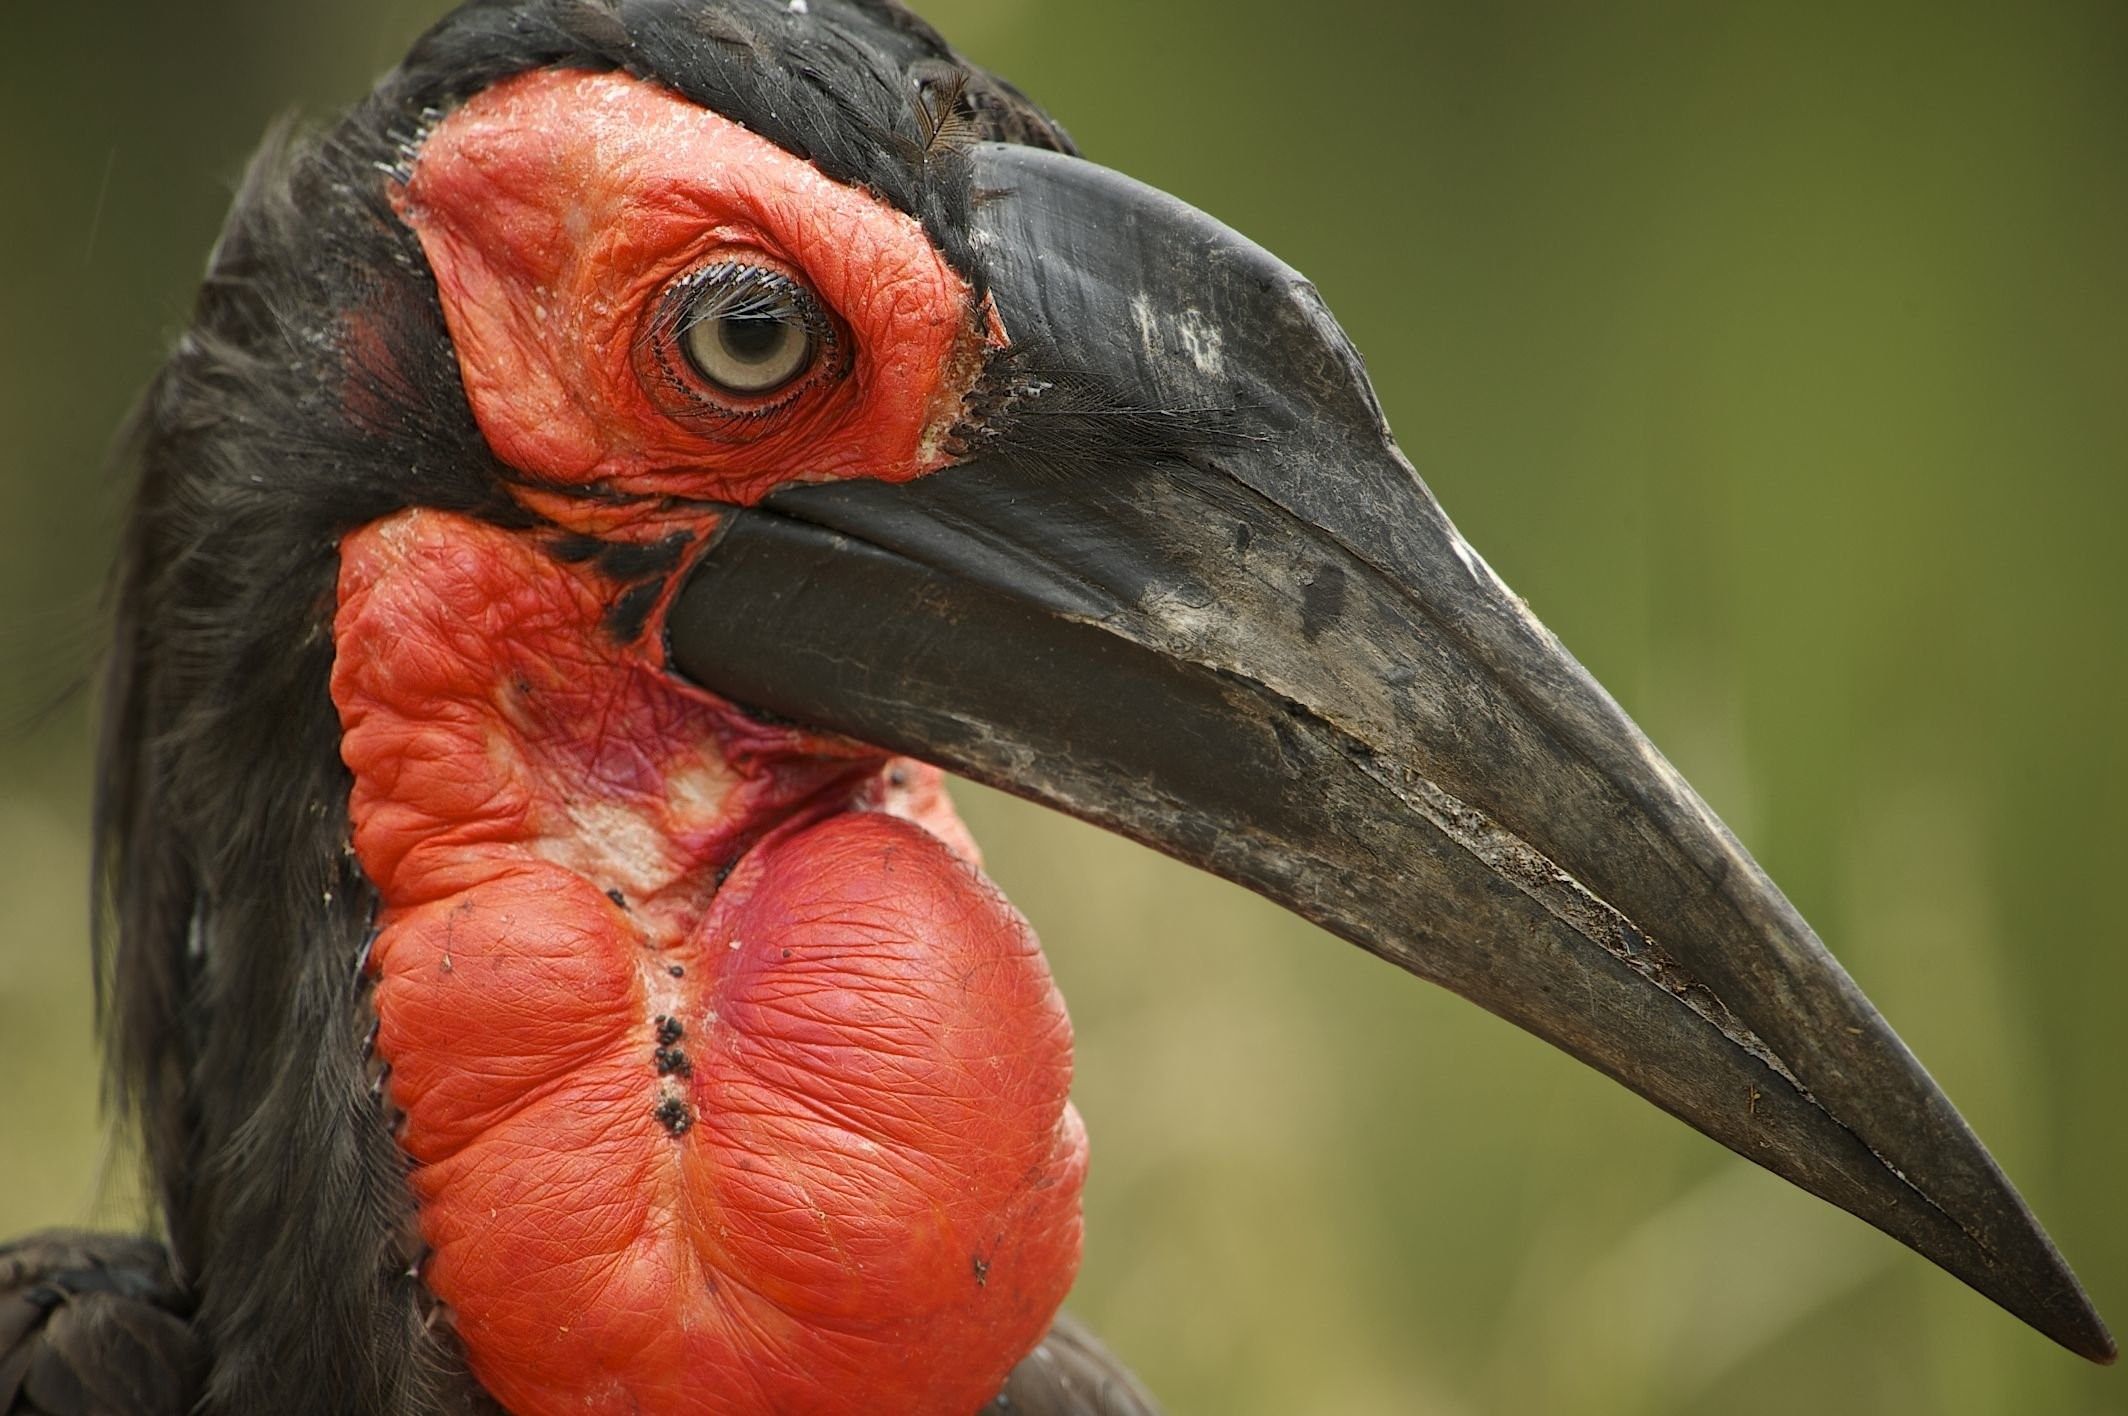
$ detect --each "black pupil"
[721,316,788,363]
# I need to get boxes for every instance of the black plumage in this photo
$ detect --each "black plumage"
[0,1232,201,1416]
[6,2,1151,1411]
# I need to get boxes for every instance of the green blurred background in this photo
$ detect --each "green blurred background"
[2,2,2122,1412]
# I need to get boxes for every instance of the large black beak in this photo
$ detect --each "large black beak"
[667,144,2112,1362]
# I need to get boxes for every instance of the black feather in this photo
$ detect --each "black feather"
[0,1230,204,1416]
[982,1313,1164,1416]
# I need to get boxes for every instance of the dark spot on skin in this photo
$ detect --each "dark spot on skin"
[655,1047,693,1078]
[971,1255,989,1287]
[654,1096,693,1137]
[1299,563,1347,642]
[887,766,911,789]
[606,888,629,909]
[510,672,534,698]
[595,533,690,582]
[780,949,792,960]
[656,1016,684,1047]
[604,578,665,643]
[555,533,688,579]
[549,532,606,564]
[668,964,685,978]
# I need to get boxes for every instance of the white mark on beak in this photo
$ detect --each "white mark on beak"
[1128,293,1227,378]
[1129,292,1159,358]
[1449,531,1493,587]
[1176,306,1226,377]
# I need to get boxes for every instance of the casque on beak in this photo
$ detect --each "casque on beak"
[667,143,2114,1364]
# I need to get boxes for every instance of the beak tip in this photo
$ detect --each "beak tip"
[2027,1270,2116,1364]
[2075,1314,2119,1367]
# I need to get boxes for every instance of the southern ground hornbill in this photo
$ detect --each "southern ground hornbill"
[0,1,2113,1412]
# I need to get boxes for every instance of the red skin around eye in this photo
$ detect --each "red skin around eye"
[391,68,990,516]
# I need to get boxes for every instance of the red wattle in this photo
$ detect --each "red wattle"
[332,510,1084,1415]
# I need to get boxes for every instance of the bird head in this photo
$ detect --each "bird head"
[98,1,2110,1411]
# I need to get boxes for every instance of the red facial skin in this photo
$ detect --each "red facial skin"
[389,67,991,527]
[329,71,1085,1416]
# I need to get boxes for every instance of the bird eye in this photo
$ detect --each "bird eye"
[672,265,827,398]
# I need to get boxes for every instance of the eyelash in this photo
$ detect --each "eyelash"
[640,262,845,418]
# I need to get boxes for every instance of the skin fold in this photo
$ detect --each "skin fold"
[335,509,1084,1415]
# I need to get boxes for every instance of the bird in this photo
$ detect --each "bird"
[0,1,2113,1413]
